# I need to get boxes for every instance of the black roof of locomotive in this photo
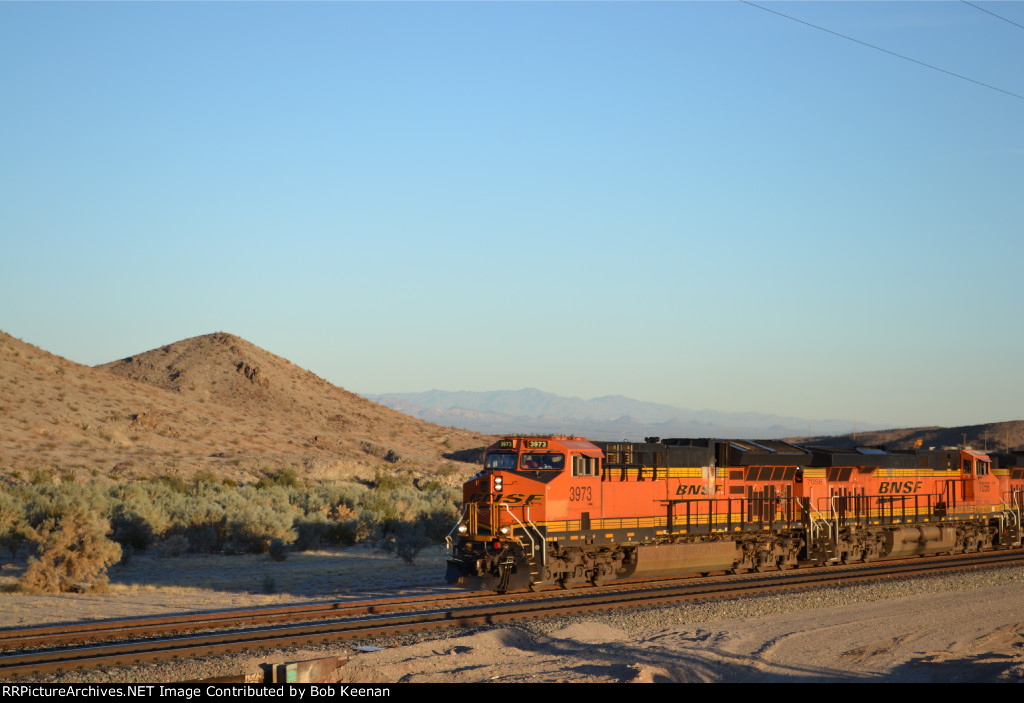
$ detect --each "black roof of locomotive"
[618,438,814,467]
[991,451,1024,469]
[805,445,918,469]
[598,438,935,469]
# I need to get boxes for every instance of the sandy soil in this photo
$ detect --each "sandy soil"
[3,548,1023,683]
[338,583,1024,683]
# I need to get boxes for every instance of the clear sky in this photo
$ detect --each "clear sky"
[2,1,1022,430]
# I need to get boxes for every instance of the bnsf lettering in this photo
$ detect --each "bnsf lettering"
[674,485,718,496]
[468,492,543,506]
[878,481,923,494]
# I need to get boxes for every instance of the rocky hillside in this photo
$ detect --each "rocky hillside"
[0,331,490,484]
[798,420,1024,454]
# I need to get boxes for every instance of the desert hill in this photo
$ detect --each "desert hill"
[0,331,490,484]
[796,420,1024,454]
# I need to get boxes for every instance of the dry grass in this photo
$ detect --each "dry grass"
[0,545,451,628]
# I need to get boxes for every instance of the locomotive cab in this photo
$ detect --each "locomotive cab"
[446,435,604,591]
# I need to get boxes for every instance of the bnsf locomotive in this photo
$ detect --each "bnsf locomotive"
[445,435,1024,591]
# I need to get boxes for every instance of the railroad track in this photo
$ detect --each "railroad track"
[4,549,1023,681]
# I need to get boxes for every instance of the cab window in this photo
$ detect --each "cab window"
[572,455,598,476]
[485,453,518,470]
[520,453,565,471]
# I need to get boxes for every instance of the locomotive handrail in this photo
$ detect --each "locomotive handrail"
[994,500,1020,548]
[524,506,546,567]
[805,501,834,553]
[998,489,1024,547]
[445,503,473,557]
[816,490,949,528]
[501,503,541,564]
[662,496,806,535]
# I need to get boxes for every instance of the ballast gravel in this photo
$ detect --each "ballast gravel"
[13,563,1024,684]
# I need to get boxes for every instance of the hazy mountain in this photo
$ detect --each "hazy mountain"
[365,388,889,440]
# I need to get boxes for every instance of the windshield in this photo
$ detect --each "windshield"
[520,453,565,471]
[485,453,518,470]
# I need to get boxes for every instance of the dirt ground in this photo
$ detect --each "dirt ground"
[3,547,1023,683]
[338,582,1024,683]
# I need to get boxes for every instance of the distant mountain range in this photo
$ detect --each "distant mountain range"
[364,388,890,440]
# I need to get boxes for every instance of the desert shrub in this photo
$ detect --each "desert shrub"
[293,483,366,517]
[293,513,332,550]
[20,509,121,593]
[358,489,401,526]
[110,507,153,551]
[28,468,55,486]
[381,522,432,565]
[0,492,28,558]
[418,479,445,493]
[220,486,296,553]
[183,525,220,553]
[354,509,383,543]
[268,538,288,562]
[154,475,189,494]
[422,505,461,542]
[159,534,190,557]
[19,484,80,526]
[165,491,226,552]
[106,482,174,549]
[2,473,462,564]
[191,470,220,487]
[437,463,460,477]
[333,520,358,546]
[372,467,412,492]
[255,467,302,490]
[293,506,360,550]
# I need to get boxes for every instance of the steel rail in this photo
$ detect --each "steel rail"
[0,589,498,652]
[3,549,1023,681]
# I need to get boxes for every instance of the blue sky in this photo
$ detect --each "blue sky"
[2,1,1022,429]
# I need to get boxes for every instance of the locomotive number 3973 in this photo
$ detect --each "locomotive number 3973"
[569,486,592,502]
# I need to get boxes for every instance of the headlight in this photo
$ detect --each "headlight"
[499,526,510,535]
[457,524,468,534]
[494,476,503,490]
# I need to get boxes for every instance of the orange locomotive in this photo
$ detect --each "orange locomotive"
[445,435,1024,591]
